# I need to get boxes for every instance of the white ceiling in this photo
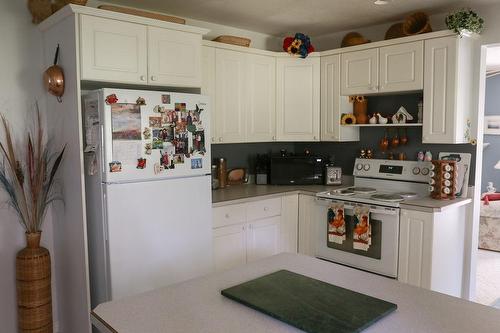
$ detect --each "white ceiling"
[104,0,496,36]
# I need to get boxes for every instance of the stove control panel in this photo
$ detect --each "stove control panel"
[353,158,432,183]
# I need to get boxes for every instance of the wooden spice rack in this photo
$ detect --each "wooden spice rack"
[429,160,457,200]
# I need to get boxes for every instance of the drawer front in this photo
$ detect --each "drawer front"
[213,203,246,228]
[246,198,282,221]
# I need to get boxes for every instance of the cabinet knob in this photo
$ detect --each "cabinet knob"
[151,76,158,81]
[218,137,223,142]
[140,75,146,81]
[371,86,378,91]
[225,213,230,218]
[263,207,269,211]
[211,137,215,143]
[380,85,385,90]
[313,136,317,140]
[272,136,276,141]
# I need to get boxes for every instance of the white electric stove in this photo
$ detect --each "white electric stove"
[314,158,432,278]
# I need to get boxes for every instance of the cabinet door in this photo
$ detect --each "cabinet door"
[202,46,217,143]
[246,54,276,142]
[215,49,246,143]
[422,37,458,143]
[280,194,299,253]
[298,194,317,256]
[379,41,423,92]
[148,27,202,87]
[276,57,320,142]
[247,216,281,263]
[398,209,433,289]
[80,15,147,84]
[320,55,359,142]
[341,48,379,95]
[213,224,247,272]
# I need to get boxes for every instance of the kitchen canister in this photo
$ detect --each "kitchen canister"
[218,158,227,188]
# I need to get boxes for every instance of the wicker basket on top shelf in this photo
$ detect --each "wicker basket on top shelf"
[213,35,251,47]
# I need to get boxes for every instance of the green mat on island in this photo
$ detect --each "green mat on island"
[221,270,397,333]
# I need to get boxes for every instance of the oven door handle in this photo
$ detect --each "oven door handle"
[315,198,399,215]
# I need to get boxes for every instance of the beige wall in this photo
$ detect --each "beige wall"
[0,1,59,332]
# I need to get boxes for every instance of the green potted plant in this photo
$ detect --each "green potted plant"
[445,9,484,37]
[0,107,65,332]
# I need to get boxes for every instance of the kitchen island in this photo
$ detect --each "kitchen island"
[91,253,500,333]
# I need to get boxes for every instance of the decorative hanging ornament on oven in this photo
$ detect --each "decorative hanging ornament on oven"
[353,206,371,251]
[327,203,346,245]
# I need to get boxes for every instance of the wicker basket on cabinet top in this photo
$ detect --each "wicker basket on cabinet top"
[213,35,251,47]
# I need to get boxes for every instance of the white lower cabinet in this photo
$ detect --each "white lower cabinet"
[212,195,298,272]
[298,194,317,256]
[246,216,281,263]
[213,224,247,272]
[398,207,466,297]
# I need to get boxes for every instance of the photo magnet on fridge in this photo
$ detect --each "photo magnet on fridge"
[161,94,171,104]
[149,116,162,128]
[191,158,202,169]
[109,161,122,173]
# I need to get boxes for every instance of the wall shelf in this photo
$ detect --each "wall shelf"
[341,123,423,127]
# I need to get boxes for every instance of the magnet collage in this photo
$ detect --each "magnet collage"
[107,92,206,174]
[144,95,206,174]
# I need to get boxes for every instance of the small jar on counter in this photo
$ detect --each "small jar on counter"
[218,158,227,188]
[211,165,220,190]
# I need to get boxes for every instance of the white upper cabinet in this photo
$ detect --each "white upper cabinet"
[341,48,379,95]
[80,15,148,84]
[215,49,247,143]
[246,54,277,142]
[80,14,205,87]
[276,57,320,142]
[148,27,202,87]
[201,46,216,143]
[422,36,473,144]
[379,41,423,93]
[321,54,359,142]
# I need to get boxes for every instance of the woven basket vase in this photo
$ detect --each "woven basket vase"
[16,232,53,333]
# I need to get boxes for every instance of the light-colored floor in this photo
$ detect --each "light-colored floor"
[475,249,500,307]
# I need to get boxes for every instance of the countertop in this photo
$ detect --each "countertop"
[91,253,500,333]
[212,182,472,212]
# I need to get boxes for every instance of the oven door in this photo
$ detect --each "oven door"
[314,198,400,278]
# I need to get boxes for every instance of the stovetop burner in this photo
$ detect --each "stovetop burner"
[396,192,418,199]
[370,194,405,202]
[331,189,355,196]
[347,187,377,194]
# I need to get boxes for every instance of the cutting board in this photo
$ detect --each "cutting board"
[221,270,397,333]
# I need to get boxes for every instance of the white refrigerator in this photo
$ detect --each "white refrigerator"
[83,88,213,308]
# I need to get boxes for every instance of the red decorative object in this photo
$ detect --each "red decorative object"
[137,158,146,169]
[283,33,315,58]
[105,94,118,105]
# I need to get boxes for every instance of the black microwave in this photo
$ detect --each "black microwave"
[270,156,325,185]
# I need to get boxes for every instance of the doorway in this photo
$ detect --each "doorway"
[475,44,500,307]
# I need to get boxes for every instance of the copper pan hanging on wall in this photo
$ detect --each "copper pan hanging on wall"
[43,44,64,103]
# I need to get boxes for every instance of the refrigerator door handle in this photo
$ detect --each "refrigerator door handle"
[100,124,106,175]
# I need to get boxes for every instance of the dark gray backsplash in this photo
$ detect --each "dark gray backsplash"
[212,92,476,184]
[212,142,295,171]
[481,75,500,192]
